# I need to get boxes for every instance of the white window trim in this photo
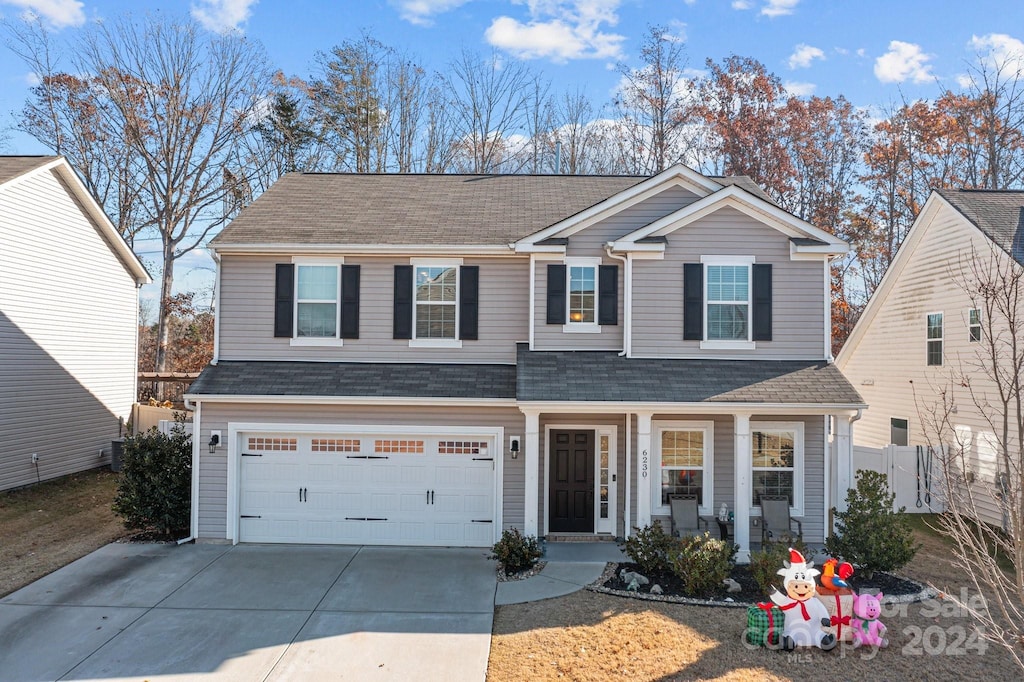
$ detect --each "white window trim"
[700,255,756,350]
[290,256,344,346]
[968,307,982,343]
[410,258,463,347]
[562,257,601,334]
[750,421,804,517]
[653,420,715,517]
[926,311,944,366]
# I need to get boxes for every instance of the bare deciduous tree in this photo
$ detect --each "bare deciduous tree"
[915,244,1024,670]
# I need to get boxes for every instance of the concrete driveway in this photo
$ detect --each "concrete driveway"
[0,542,496,681]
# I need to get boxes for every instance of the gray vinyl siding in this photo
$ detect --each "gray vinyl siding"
[0,169,137,491]
[838,206,1008,527]
[196,402,524,540]
[646,414,826,545]
[533,185,700,351]
[632,207,827,359]
[218,255,527,363]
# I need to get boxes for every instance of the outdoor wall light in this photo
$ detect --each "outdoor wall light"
[510,437,521,459]
[208,433,220,454]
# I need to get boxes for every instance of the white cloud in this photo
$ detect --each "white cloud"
[485,0,625,63]
[731,0,752,9]
[856,48,866,57]
[968,33,1024,77]
[788,44,824,69]
[191,0,257,33]
[874,40,934,84]
[24,71,40,85]
[762,0,798,17]
[1,0,84,28]
[390,0,471,26]
[783,80,816,96]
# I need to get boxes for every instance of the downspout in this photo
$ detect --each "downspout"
[605,245,629,357]
[211,248,222,365]
[180,398,201,545]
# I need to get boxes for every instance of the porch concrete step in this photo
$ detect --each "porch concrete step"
[545,534,618,543]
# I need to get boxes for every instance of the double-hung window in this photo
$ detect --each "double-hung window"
[751,422,803,514]
[969,308,981,342]
[701,255,755,349]
[293,260,343,344]
[412,260,460,345]
[927,312,943,366]
[655,421,713,513]
[563,257,600,332]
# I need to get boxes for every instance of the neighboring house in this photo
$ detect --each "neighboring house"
[0,156,150,491]
[185,165,863,560]
[837,189,1024,528]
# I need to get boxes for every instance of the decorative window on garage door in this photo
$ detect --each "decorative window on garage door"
[375,439,425,454]
[437,440,489,455]
[247,436,297,451]
[311,438,361,452]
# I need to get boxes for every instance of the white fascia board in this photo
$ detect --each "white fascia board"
[183,394,518,407]
[513,164,722,249]
[617,186,848,251]
[512,243,567,254]
[607,240,666,253]
[516,401,866,415]
[9,158,152,285]
[789,244,848,260]
[211,243,517,257]
[836,191,947,368]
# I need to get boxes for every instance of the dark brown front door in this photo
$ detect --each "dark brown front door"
[549,430,595,533]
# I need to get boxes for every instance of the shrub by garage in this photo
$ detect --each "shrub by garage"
[112,423,192,539]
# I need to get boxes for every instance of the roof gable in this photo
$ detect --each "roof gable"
[513,164,722,249]
[0,156,150,285]
[610,184,848,255]
[837,192,974,367]
[935,188,1024,265]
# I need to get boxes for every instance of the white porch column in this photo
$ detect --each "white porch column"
[733,413,752,563]
[636,412,653,527]
[524,410,540,537]
[834,415,853,515]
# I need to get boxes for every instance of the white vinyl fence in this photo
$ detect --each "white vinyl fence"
[851,445,945,513]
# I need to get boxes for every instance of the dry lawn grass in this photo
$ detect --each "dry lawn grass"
[0,468,126,597]
[488,518,1020,681]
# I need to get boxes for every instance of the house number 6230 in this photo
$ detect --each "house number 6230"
[641,450,649,478]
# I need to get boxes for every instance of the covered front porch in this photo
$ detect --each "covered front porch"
[514,348,866,562]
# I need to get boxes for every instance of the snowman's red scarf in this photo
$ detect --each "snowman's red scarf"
[778,597,811,620]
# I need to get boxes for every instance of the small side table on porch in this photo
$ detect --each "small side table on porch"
[714,518,734,542]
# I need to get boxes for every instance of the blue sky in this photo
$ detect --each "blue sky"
[2,0,1024,305]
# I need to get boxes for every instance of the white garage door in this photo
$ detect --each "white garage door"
[238,430,497,547]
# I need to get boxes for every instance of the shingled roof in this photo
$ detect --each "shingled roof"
[188,361,517,399]
[516,346,864,405]
[936,188,1024,264]
[0,156,58,187]
[212,171,777,247]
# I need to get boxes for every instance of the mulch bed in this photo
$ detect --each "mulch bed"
[601,562,927,606]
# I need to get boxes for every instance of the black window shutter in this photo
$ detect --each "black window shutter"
[340,264,360,339]
[683,263,703,340]
[393,265,413,339]
[274,264,294,338]
[598,264,618,325]
[752,263,773,341]
[460,266,479,341]
[546,264,567,325]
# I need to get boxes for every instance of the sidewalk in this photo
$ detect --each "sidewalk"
[494,542,626,606]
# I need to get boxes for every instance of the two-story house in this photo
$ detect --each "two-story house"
[185,165,863,560]
[838,189,1024,529]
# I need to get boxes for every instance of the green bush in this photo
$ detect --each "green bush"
[749,538,811,595]
[666,532,737,597]
[622,521,675,574]
[825,469,919,579]
[112,423,192,538]
[491,528,542,574]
